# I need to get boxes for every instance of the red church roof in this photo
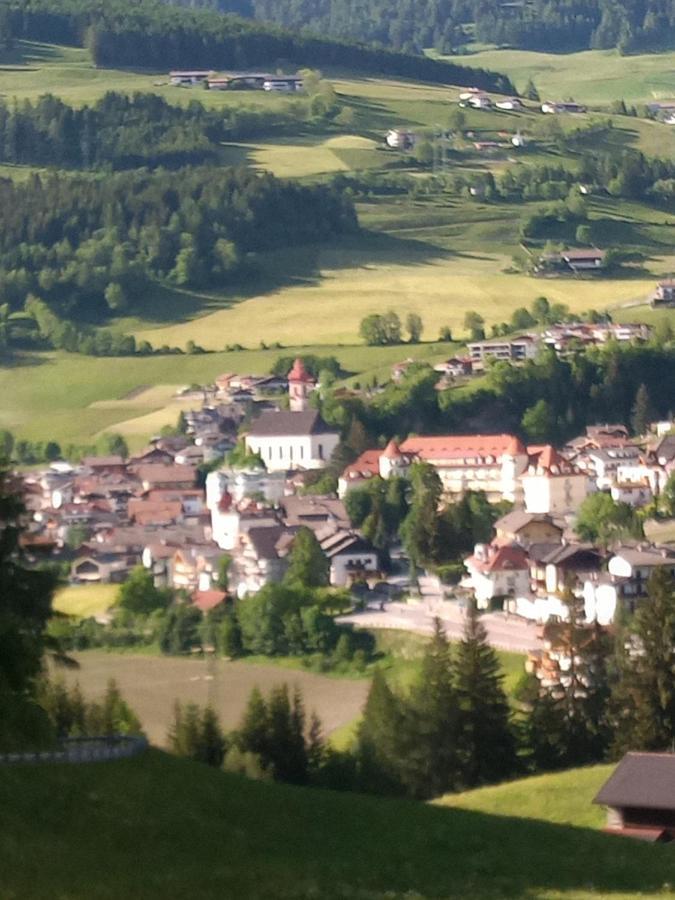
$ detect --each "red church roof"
[288,358,314,384]
[382,439,402,459]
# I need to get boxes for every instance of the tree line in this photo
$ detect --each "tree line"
[0,166,357,326]
[0,91,324,171]
[166,569,675,800]
[2,0,514,93]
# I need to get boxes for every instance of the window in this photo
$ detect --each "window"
[318,443,324,460]
[268,446,272,460]
[279,446,283,459]
[300,445,304,459]
[289,444,293,460]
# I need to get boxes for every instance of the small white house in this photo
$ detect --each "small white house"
[319,531,379,586]
[496,97,523,111]
[464,543,530,609]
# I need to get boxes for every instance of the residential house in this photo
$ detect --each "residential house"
[133,464,197,492]
[594,753,675,842]
[233,524,295,596]
[169,70,211,86]
[385,129,417,150]
[467,335,540,369]
[263,76,303,92]
[463,544,530,609]
[493,510,564,547]
[281,495,350,535]
[607,544,675,608]
[521,445,590,516]
[170,545,223,592]
[82,455,127,475]
[191,589,228,612]
[318,530,379,586]
[71,550,137,584]
[541,101,586,114]
[433,357,473,378]
[495,97,524,110]
[537,249,605,273]
[653,279,675,307]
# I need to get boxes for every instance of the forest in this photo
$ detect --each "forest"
[0,167,358,324]
[0,0,513,92]
[161,0,675,54]
[0,92,316,170]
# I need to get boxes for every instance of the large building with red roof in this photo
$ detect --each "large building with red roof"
[339,434,590,515]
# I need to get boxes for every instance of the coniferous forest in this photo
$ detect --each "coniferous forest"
[0,0,513,92]
[162,0,675,54]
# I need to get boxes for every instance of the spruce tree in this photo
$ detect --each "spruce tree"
[455,602,517,787]
[266,685,308,785]
[400,618,460,799]
[630,383,655,436]
[197,706,227,767]
[284,527,329,588]
[357,669,406,795]
[237,687,269,759]
[610,568,675,755]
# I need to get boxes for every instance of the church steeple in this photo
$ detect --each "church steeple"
[288,358,316,411]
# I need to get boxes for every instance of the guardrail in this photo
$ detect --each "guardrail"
[0,735,148,765]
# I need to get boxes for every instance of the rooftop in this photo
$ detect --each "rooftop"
[594,753,675,811]
[247,409,336,438]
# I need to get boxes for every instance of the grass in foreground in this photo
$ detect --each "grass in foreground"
[436,765,614,830]
[1,749,674,899]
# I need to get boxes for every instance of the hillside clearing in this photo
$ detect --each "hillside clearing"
[436,765,615,829]
[2,750,674,899]
[435,46,675,106]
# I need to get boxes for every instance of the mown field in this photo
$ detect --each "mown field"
[0,341,459,448]
[437,46,675,106]
[3,749,675,899]
[53,584,119,618]
[436,765,614,829]
[0,43,673,450]
[58,651,370,745]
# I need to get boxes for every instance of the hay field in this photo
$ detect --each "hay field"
[436,47,675,106]
[61,651,369,745]
[53,584,119,618]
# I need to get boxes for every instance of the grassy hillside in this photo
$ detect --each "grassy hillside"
[53,584,119,618]
[436,765,614,829]
[2,750,674,899]
[436,46,675,106]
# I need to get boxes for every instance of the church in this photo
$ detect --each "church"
[244,359,340,472]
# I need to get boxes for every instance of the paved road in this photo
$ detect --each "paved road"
[339,574,541,654]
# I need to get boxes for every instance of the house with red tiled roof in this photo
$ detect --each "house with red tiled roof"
[399,433,529,503]
[521,444,590,515]
[463,543,530,608]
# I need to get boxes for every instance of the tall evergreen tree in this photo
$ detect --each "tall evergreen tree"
[284,526,329,589]
[455,602,517,787]
[400,618,460,799]
[630,383,655,436]
[610,569,675,755]
[356,669,406,795]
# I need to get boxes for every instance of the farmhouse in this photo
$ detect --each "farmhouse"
[541,101,586,114]
[385,129,417,150]
[538,249,606,274]
[318,530,379,586]
[170,70,211,86]
[594,753,675,842]
[263,76,303,92]
[653,279,675,307]
[495,97,524,110]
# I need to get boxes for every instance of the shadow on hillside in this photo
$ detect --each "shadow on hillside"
[9,749,673,899]
[109,228,452,326]
[0,40,67,68]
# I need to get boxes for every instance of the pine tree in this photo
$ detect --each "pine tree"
[455,602,517,787]
[284,526,329,588]
[237,687,269,759]
[266,685,308,785]
[197,706,227,767]
[523,77,540,101]
[401,618,460,799]
[357,669,406,795]
[630,383,655,436]
[306,711,325,776]
[610,568,675,755]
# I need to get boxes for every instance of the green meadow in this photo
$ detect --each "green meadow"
[0,42,674,449]
[436,765,614,829]
[436,46,675,106]
[2,749,674,899]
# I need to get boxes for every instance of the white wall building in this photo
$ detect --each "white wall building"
[521,446,590,516]
[245,409,339,473]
